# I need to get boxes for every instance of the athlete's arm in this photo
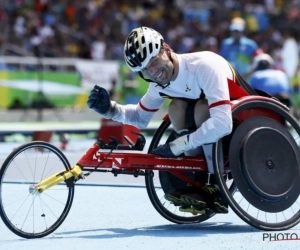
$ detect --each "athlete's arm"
[109,84,165,129]
[188,60,233,148]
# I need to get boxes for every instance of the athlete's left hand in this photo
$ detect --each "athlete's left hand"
[150,143,175,157]
[150,134,190,157]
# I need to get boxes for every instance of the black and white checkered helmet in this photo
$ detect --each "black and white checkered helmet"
[124,27,164,72]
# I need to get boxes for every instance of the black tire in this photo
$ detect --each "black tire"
[0,141,75,238]
[145,120,216,224]
[213,100,300,231]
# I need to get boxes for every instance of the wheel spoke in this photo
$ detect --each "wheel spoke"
[41,192,67,206]
[21,195,36,231]
[39,150,51,182]
[12,160,29,183]
[9,194,31,221]
[24,151,35,181]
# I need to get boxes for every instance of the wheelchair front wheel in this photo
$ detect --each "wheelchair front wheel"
[0,141,75,239]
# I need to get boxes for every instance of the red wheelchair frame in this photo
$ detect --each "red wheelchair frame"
[1,94,300,240]
[76,96,285,187]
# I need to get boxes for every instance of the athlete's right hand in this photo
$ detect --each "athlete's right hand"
[87,85,112,115]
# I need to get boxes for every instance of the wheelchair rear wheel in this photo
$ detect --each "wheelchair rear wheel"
[214,100,300,231]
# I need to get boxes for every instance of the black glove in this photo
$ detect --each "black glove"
[150,133,190,157]
[87,85,112,115]
[150,143,176,157]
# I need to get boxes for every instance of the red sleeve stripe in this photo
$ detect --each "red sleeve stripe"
[209,100,231,109]
[139,101,159,112]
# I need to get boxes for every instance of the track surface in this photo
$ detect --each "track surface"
[0,141,300,249]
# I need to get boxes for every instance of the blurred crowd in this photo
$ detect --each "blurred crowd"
[0,0,300,63]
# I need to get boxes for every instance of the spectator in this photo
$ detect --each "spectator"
[219,17,261,78]
[0,0,299,67]
[91,34,106,60]
[249,53,292,107]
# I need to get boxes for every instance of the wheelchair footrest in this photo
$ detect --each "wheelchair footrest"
[179,206,206,215]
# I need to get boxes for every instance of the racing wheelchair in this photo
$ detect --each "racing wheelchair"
[1,95,300,239]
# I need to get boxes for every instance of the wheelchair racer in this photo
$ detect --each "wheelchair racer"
[87,27,255,214]
[249,53,292,108]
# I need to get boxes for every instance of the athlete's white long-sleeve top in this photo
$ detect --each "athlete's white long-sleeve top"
[110,51,234,149]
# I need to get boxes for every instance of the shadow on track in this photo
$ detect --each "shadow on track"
[51,222,259,240]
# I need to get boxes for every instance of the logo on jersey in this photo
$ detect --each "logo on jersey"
[185,85,191,92]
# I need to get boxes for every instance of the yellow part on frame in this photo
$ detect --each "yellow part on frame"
[37,165,82,193]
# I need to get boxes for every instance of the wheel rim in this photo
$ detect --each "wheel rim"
[214,101,300,230]
[0,142,74,238]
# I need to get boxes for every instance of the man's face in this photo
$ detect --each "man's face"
[141,49,173,85]
[231,30,243,41]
